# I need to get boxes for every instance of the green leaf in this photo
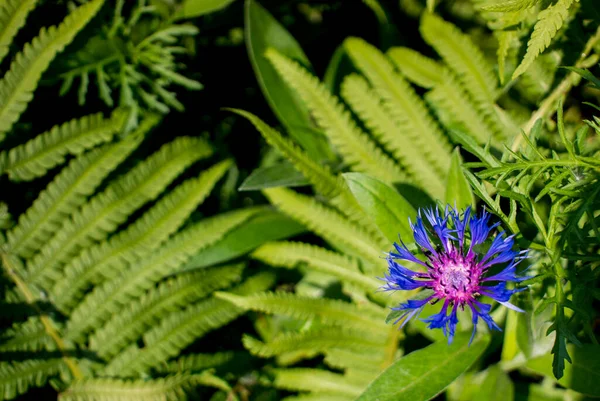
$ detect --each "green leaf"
[180,208,305,271]
[343,172,415,243]
[356,333,490,401]
[239,162,310,191]
[175,0,235,19]
[478,366,514,401]
[525,344,600,397]
[445,149,475,209]
[244,0,331,161]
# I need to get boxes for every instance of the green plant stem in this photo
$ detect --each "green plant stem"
[0,252,84,380]
[512,25,600,152]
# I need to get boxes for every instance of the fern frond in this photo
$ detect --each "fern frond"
[155,352,237,374]
[0,359,65,400]
[0,318,51,352]
[273,368,362,397]
[64,208,261,341]
[0,0,37,63]
[324,348,383,373]
[343,38,451,184]
[215,291,388,335]
[103,272,275,376]
[340,74,444,196]
[420,13,498,104]
[26,136,212,285]
[52,159,232,311]
[228,109,372,228]
[242,327,385,359]
[251,241,389,303]
[265,48,405,184]
[7,118,153,258]
[481,0,541,12]
[0,111,126,181]
[512,0,576,79]
[262,188,386,266]
[381,47,443,89]
[89,264,244,359]
[59,372,228,401]
[0,0,104,136]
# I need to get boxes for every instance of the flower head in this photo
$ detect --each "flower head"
[383,205,528,343]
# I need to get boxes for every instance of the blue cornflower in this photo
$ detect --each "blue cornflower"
[382,206,528,343]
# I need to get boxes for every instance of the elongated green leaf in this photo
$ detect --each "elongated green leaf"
[356,333,490,401]
[343,172,415,243]
[180,208,305,271]
[239,162,310,190]
[525,344,600,397]
[175,0,235,19]
[445,149,474,209]
[245,0,331,160]
[0,0,38,63]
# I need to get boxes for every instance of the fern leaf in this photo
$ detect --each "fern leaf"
[0,111,126,181]
[242,327,386,359]
[64,208,262,341]
[512,0,576,79]
[324,348,383,373]
[155,352,238,374]
[0,0,37,63]
[228,109,372,227]
[7,116,155,258]
[59,373,228,401]
[103,273,275,376]
[215,291,388,335]
[481,0,541,12]
[26,136,212,286]
[0,359,64,400]
[251,241,391,304]
[420,13,498,103]
[273,368,363,397]
[0,318,51,352]
[265,48,405,184]
[343,38,451,182]
[340,74,445,197]
[263,188,386,266]
[52,159,232,311]
[0,0,104,136]
[382,47,443,88]
[89,264,244,359]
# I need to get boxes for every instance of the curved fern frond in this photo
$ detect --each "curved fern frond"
[381,47,443,89]
[65,208,262,341]
[103,272,275,376]
[251,241,389,304]
[228,109,372,228]
[273,368,362,398]
[155,352,238,374]
[420,13,498,104]
[324,348,383,373]
[265,48,405,184]
[0,0,104,136]
[242,327,385,359]
[512,0,576,79]
[0,359,65,400]
[7,119,152,258]
[481,0,541,12]
[89,264,244,359]
[59,372,228,401]
[343,38,451,185]
[52,159,232,311]
[215,291,388,335]
[0,110,126,181]
[26,136,212,285]
[262,188,386,266]
[340,74,444,197]
[0,318,51,352]
[0,0,37,63]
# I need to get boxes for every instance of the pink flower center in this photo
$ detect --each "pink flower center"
[433,260,480,302]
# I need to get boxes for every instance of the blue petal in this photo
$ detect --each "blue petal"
[391,296,434,328]
[389,242,429,270]
[480,233,515,265]
[469,300,501,343]
[469,210,499,248]
[479,282,526,303]
[453,206,471,249]
[411,217,436,255]
[483,258,528,283]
